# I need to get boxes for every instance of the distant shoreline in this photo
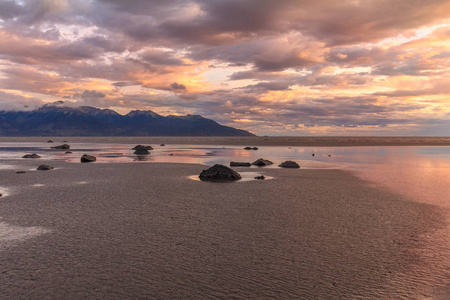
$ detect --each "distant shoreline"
[1,136,449,147]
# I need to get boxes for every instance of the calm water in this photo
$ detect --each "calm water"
[1,142,450,206]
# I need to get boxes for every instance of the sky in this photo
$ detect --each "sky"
[0,0,449,136]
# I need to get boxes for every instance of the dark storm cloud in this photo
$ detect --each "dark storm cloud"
[170,82,187,90]
[140,49,185,66]
[238,81,293,92]
[78,90,106,99]
[0,0,24,21]
[112,82,135,87]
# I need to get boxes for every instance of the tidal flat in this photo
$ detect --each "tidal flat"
[1,137,450,299]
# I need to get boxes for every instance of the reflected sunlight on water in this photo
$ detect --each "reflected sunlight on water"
[1,142,449,206]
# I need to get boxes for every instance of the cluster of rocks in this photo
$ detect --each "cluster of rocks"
[230,158,300,168]
[198,155,303,183]
[312,153,332,157]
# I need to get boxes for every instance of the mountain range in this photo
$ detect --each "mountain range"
[0,104,254,136]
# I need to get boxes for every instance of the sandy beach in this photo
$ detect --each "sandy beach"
[1,151,450,298]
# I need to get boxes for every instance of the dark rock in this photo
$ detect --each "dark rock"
[328,155,331,157]
[47,140,54,143]
[22,153,41,159]
[81,154,96,163]
[230,162,251,167]
[251,158,273,166]
[65,151,73,154]
[134,148,150,155]
[16,171,26,174]
[0,193,2,197]
[279,161,300,168]
[160,144,165,146]
[244,146,258,150]
[254,175,265,180]
[199,164,241,182]
[37,164,54,170]
[132,145,153,151]
[51,144,70,150]
[169,153,174,156]
[312,153,315,156]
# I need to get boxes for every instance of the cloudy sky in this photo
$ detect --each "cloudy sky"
[0,0,449,135]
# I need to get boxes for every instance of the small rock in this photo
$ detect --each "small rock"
[22,153,41,159]
[160,144,165,146]
[244,146,258,150]
[230,162,251,167]
[199,164,241,182]
[16,171,26,174]
[134,148,150,155]
[169,153,174,156]
[312,153,315,156]
[47,140,54,143]
[251,158,273,166]
[37,165,54,171]
[65,151,72,154]
[132,145,153,151]
[0,193,2,197]
[254,175,265,180]
[81,154,96,163]
[51,144,70,150]
[328,154,331,157]
[279,161,300,168]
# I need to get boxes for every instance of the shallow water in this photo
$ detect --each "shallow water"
[1,142,450,205]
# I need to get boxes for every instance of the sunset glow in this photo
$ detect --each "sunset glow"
[0,0,449,135]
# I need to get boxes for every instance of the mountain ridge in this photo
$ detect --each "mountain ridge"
[0,105,254,137]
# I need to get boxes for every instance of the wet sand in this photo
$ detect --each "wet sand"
[1,158,449,299]
[1,136,450,146]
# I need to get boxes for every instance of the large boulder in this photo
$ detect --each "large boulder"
[22,153,41,159]
[37,164,54,171]
[230,162,251,167]
[81,154,96,163]
[199,164,241,182]
[132,145,153,151]
[251,158,273,166]
[279,160,300,168]
[51,144,70,150]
